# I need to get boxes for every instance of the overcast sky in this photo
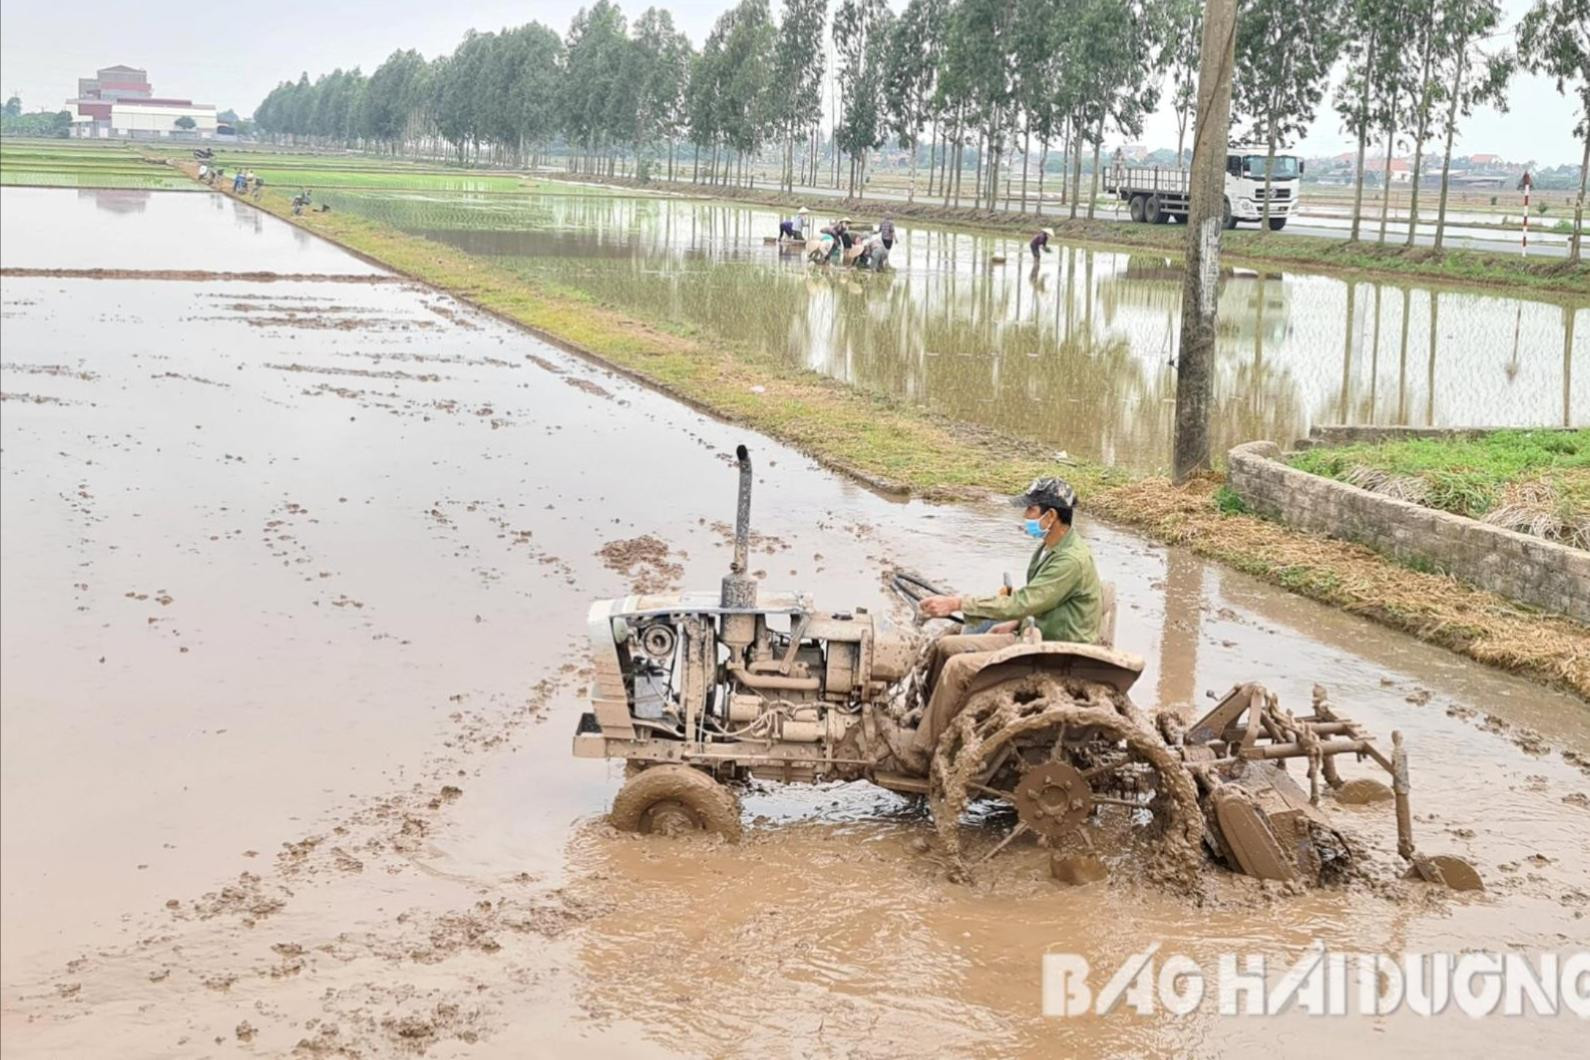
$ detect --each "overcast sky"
[0,0,1581,166]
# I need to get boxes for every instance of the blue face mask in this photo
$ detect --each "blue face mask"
[1024,517,1046,539]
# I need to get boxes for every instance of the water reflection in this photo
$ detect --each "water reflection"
[325,190,1589,469]
[79,188,151,215]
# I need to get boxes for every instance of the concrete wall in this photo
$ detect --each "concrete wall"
[1227,440,1590,622]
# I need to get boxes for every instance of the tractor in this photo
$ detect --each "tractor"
[573,446,1480,890]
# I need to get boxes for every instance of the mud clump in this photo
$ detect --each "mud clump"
[1,362,98,381]
[562,376,613,400]
[0,391,74,406]
[185,871,290,925]
[598,535,685,593]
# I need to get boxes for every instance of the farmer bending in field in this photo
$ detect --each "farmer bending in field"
[779,206,808,242]
[1030,226,1055,261]
[906,476,1101,763]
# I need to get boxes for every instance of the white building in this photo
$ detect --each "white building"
[108,100,217,138]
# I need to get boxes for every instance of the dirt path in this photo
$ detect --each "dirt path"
[2,186,1587,1057]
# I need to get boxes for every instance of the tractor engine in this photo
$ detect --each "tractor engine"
[578,445,914,781]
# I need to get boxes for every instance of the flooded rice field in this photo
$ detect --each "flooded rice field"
[320,188,1588,469]
[0,186,387,274]
[2,187,1588,1057]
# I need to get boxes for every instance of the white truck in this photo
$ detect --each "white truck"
[1104,146,1304,230]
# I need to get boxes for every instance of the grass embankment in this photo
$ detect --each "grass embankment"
[1291,429,1590,550]
[552,173,1590,297]
[184,161,1590,699]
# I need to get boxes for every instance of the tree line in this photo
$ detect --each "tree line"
[253,0,1586,260]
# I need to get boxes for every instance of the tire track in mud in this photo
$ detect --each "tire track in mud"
[15,645,601,1057]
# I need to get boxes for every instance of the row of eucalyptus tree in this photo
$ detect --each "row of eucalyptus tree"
[253,0,1586,258]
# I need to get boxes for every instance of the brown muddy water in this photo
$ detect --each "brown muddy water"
[2,187,1588,1058]
[324,188,1587,469]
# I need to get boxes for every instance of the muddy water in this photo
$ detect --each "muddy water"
[2,186,1588,1057]
[323,189,1588,470]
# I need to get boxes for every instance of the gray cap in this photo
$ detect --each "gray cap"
[1010,475,1077,511]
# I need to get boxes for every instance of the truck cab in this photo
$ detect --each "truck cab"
[1224,147,1303,230]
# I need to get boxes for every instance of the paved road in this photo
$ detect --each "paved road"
[768,180,1573,259]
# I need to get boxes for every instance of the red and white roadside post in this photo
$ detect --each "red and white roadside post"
[1521,171,1532,258]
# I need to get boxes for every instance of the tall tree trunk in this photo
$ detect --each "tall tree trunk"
[1571,131,1589,264]
[1433,42,1467,252]
[1350,116,1369,241]
[1021,122,1032,214]
[1261,114,1278,228]
[1086,117,1103,221]
[1377,117,1398,243]
[974,128,985,207]
[1176,100,1189,170]
[955,130,965,206]
[1060,120,1070,205]
[1173,0,1238,484]
[1069,120,1083,220]
[1349,27,1379,242]
[1404,29,1438,247]
[908,136,918,203]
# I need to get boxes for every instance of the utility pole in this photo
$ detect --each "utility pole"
[1171,0,1238,484]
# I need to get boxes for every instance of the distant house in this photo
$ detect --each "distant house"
[1362,156,1413,183]
[1466,153,1503,167]
[68,65,216,139]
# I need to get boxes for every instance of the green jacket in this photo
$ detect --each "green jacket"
[961,529,1102,644]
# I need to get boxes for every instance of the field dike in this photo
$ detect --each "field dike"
[547,172,1590,298]
[183,163,1590,699]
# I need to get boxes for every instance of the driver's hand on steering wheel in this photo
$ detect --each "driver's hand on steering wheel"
[920,594,962,618]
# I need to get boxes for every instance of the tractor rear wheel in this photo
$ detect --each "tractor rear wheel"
[610,764,743,840]
[928,673,1203,883]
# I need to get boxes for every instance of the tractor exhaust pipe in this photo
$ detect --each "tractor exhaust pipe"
[720,445,757,648]
[731,444,753,580]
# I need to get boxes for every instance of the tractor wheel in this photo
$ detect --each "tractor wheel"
[610,764,743,841]
[1128,195,1146,222]
[928,672,1204,883]
[1145,195,1167,224]
[1221,197,1236,230]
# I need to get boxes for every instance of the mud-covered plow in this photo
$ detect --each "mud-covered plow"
[574,445,1479,891]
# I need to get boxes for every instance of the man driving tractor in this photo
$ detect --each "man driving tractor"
[908,476,1101,760]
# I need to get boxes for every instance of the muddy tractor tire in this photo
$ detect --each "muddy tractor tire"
[610,765,743,841]
[927,672,1204,883]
